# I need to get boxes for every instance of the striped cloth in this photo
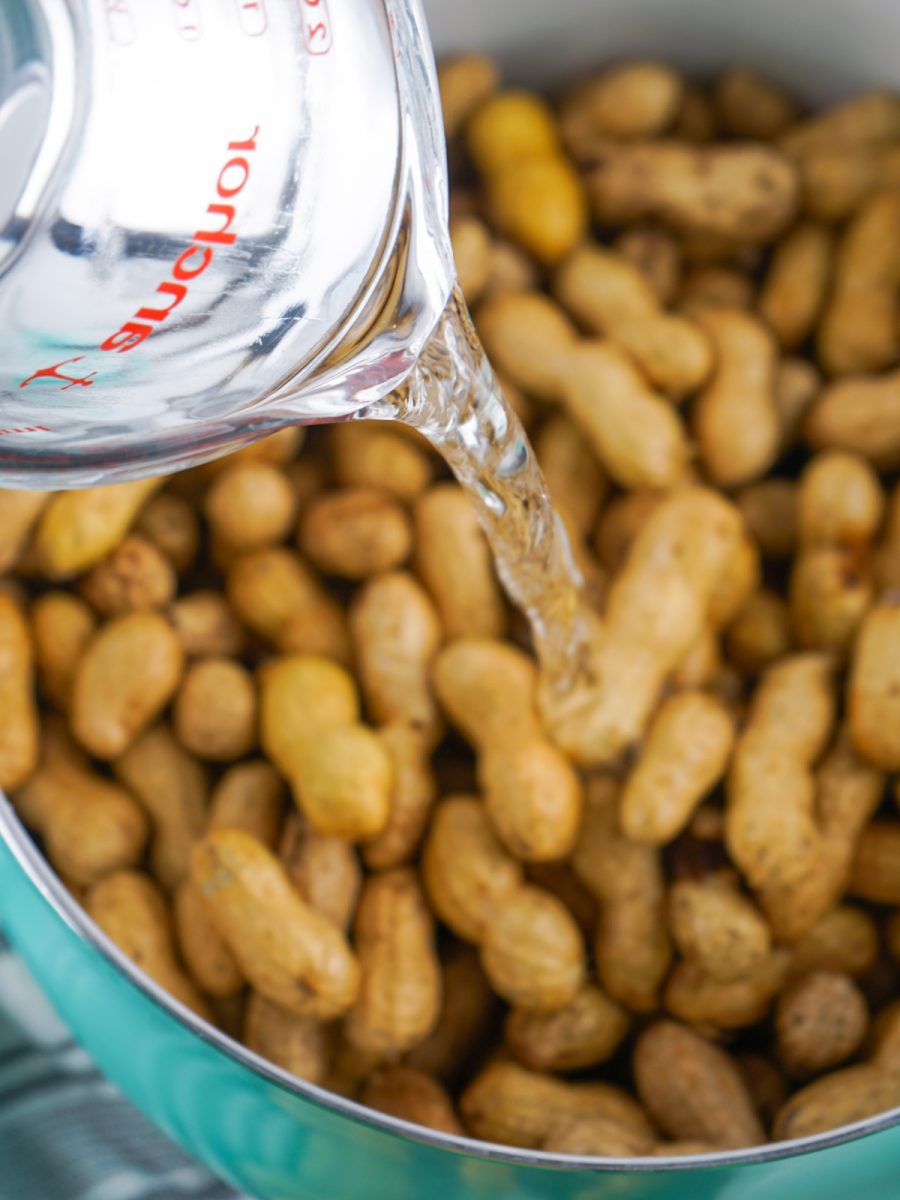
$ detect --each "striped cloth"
[0,935,246,1200]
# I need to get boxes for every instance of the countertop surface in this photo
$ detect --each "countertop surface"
[0,935,248,1200]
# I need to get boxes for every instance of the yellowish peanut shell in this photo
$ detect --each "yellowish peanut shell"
[405,948,497,1085]
[113,723,208,891]
[620,691,734,845]
[542,1114,655,1157]
[350,571,443,741]
[736,480,798,560]
[806,369,900,468]
[432,637,537,749]
[299,488,412,581]
[71,612,184,760]
[413,485,506,639]
[461,1061,653,1150]
[0,490,49,573]
[774,1064,900,1141]
[573,776,671,1012]
[849,822,900,905]
[775,971,868,1076]
[849,605,900,770]
[204,462,296,551]
[487,155,588,267]
[87,870,211,1020]
[480,882,586,1011]
[665,952,791,1030]
[33,479,161,580]
[78,535,176,616]
[227,546,350,663]
[780,90,900,157]
[208,759,284,848]
[451,215,492,306]
[725,588,793,675]
[15,754,148,886]
[715,68,797,140]
[344,868,442,1060]
[798,451,885,548]
[557,342,690,489]
[788,906,880,981]
[422,796,523,944]
[613,226,682,305]
[0,593,39,790]
[634,1021,764,1148]
[535,415,608,539]
[278,811,362,933]
[330,422,432,503]
[173,657,257,763]
[479,739,582,863]
[586,140,798,241]
[191,829,359,1020]
[466,90,560,176]
[438,54,499,140]
[174,879,243,999]
[669,876,771,983]
[475,291,578,403]
[506,984,630,1072]
[758,221,833,349]
[693,308,780,487]
[134,492,200,571]
[817,190,900,377]
[364,723,437,871]
[29,590,97,710]
[243,991,330,1085]
[168,590,247,660]
[362,1066,463,1136]
[561,61,684,145]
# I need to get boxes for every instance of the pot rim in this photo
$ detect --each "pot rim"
[2,790,898,1173]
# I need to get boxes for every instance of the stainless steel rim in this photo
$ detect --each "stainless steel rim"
[2,788,898,1174]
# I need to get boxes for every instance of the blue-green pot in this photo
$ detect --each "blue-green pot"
[2,793,900,1198]
[1,792,900,1195]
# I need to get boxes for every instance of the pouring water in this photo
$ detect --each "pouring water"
[0,0,595,694]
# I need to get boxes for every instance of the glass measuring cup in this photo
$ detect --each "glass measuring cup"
[0,0,454,487]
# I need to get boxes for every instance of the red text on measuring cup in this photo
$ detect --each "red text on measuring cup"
[300,0,332,54]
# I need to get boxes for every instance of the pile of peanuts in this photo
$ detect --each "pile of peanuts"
[5,57,900,1158]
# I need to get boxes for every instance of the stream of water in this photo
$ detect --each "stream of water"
[386,286,598,696]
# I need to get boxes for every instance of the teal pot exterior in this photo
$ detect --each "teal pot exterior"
[2,795,900,1199]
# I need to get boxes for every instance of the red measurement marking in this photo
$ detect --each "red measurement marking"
[18,127,259,390]
[171,0,202,41]
[105,0,135,45]
[300,0,332,54]
[20,357,97,390]
[98,127,259,354]
[235,0,267,36]
[0,426,52,437]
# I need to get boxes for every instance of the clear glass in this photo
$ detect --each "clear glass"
[0,0,455,486]
[0,0,597,685]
